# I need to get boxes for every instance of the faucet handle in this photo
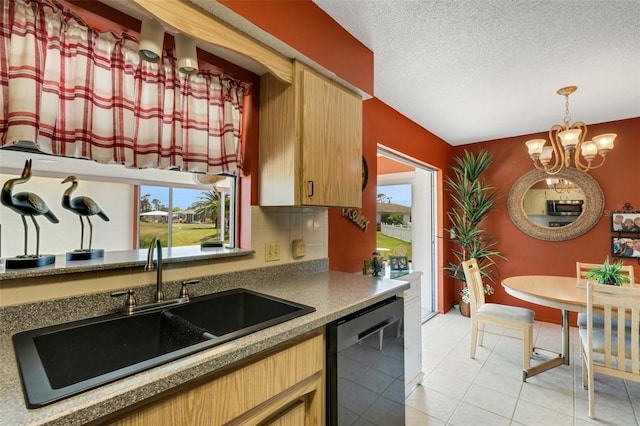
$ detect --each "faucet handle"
[179,279,199,301]
[111,289,137,314]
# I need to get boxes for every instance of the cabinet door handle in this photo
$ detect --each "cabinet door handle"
[307,180,314,198]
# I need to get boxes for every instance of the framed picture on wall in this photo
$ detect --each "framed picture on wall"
[612,237,640,258]
[389,256,409,271]
[611,212,640,232]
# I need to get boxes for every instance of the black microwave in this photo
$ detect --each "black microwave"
[547,200,583,216]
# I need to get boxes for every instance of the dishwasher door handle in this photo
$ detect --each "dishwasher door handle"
[357,319,391,341]
[330,297,403,352]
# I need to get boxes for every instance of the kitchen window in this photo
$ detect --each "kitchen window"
[138,177,237,249]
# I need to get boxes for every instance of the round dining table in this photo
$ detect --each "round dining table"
[502,275,586,378]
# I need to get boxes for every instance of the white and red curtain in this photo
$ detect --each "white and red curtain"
[1,0,246,174]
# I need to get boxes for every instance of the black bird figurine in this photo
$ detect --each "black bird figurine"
[61,175,110,252]
[1,159,59,258]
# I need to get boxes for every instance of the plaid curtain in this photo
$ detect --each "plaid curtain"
[0,0,246,174]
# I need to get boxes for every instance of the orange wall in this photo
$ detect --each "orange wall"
[454,117,640,323]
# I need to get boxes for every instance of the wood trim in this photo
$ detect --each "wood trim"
[125,0,292,83]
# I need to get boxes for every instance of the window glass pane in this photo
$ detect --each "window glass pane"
[139,186,169,248]
[139,176,236,249]
[172,188,221,247]
[376,184,412,261]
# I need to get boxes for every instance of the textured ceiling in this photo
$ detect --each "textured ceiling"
[313,0,640,145]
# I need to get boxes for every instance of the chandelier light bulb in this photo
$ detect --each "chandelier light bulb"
[580,141,597,161]
[525,139,545,156]
[539,146,553,165]
[592,133,616,155]
[558,129,581,150]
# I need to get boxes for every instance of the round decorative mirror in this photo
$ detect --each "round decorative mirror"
[507,167,604,241]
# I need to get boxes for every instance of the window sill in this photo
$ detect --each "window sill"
[0,247,255,281]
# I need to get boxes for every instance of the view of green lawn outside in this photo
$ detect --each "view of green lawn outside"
[139,222,223,248]
[376,232,412,260]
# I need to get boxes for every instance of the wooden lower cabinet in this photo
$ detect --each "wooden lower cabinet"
[105,332,324,426]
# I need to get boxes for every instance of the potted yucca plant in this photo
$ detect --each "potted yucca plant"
[585,257,631,286]
[444,150,504,316]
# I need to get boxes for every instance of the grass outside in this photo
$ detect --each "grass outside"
[376,232,412,260]
[140,222,222,247]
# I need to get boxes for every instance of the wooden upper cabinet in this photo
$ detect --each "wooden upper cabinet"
[259,61,362,207]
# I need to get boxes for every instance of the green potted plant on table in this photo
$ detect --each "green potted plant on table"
[585,257,632,285]
[444,150,504,317]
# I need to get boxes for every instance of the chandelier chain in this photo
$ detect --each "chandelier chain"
[563,94,571,127]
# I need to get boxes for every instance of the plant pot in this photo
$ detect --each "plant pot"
[460,300,470,317]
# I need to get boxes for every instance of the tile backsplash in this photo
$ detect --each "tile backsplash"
[251,206,328,263]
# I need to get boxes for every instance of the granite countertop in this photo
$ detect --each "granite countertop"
[0,267,409,425]
[0,246,254,280]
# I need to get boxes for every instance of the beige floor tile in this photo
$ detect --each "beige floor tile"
[421,370,473,400]
[473,367,524,397]
[462,382,518,419]
[405,385,460,422]
[448,401,511,425]
[435,355,483,382]
[405,405,445,426]
[519,381,575,416]
[413,309,639,425]
[513,399,574,426]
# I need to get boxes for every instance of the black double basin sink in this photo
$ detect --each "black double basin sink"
[13,289,315,408]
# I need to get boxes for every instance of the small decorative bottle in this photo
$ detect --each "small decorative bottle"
[371,251,383,277]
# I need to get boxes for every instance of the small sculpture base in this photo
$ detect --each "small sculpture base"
[5,255,56,269]
[201,241,224,248]
[66,249,104,261]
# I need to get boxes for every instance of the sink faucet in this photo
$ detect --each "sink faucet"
[145,235,164,302]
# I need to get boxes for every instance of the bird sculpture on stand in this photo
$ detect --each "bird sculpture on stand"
[61,175,110,260]
[1,159,59,268]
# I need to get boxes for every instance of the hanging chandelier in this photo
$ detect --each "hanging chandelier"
[525,86,616,175]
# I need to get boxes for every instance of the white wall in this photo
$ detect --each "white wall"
[1,174,133,257]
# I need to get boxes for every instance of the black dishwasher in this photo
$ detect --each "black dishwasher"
[327,296,404,425]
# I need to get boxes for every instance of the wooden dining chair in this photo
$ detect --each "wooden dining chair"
[462,259,535,375]
[579,281,640,419]
[576,261,636,329]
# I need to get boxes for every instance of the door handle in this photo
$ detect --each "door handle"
[307,180,314,198]
[357,319,392,340]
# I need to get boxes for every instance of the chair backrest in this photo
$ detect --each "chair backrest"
[462,259,485,314]
[577,261,636,284]
[586,281,640,377]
